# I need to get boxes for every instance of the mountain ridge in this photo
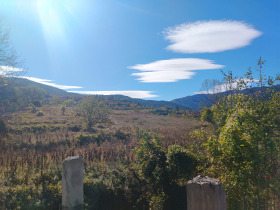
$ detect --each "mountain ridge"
[7,77,280,111]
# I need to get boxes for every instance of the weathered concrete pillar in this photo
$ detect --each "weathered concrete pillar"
[62,156,83,210]
[187,175,226,210]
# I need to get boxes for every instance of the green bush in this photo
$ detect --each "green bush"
[36,111,44,117]
[61,105,66,115]
[0,118,8,136]
[134,133,197,208]
[0,168,61,210]
[32,99,42,107]
[114,130,128,140]
[68,124,81,132]
[167,145,198,182]
[31,104,38,113]
[77,132,111,146]
[63,99,75,107]
[200,107,213,123]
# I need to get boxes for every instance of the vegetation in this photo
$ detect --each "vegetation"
[76,96,110,131]
[0,56,279,209]
[197,58,280,209]
[0,102,199,209]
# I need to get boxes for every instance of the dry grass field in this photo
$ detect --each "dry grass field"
[1,105,201,170]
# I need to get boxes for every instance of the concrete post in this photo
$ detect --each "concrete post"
[187,175,226,210]
[62,156,83,210]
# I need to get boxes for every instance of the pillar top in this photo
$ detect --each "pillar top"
[188,175,221,185]
[63,156,82,162]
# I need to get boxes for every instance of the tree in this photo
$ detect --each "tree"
[0,118,7,137]
[0,22,22,80]
[0,22,23,133]
[76,96,110,131]
[197,58,280,209]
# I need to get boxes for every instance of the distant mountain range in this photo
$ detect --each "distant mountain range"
[9,77,280,111]
[172,85,280,110]
[105,95,187,109]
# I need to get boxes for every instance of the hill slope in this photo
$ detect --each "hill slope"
[9,77,78,96]
[172,85,280,111]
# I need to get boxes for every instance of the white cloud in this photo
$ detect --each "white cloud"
[68,91,158,98]
[21,76,157,98]
[0,66,24,76]
[164,20,262,53]
[195,79,257,94]
[129,58,224,82]
[22,76,82,90]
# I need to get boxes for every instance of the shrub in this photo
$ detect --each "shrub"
[31,104,38,113]
[134,133,197,208]
[167,144,198,182]
[0,118,8,136]
[68,124,81,132]
[61,105,66,115]
[77,132,111,146]
[32,99,42,107]
[36,111,44,117]
[114,130,128,140]
[63,99,75,107]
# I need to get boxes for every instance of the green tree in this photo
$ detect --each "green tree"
[62,99,75,107]
[0,118,7,137]
[61,104,66,115]
[76,96,110,131]
[200,107,214,123]
[198,58,280,209]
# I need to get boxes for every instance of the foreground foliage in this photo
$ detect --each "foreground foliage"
[199,59,280,209]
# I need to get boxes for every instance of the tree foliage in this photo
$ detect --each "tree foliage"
[76,97,110,131]
[198,58,280,209]
[134,132,198,208]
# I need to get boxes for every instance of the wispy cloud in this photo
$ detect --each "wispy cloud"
[0,66,24,76]
[22,76,82,90]
[69,91,158,98]
[164,20,262,53]
[195,79,257,94]
[129,58,224,82]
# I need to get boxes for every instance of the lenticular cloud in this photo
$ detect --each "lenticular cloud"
[164,20,262,53]
[130,58,224,83]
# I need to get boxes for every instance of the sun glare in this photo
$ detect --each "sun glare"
[36,0,69,42]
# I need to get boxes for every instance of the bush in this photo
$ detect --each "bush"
[200,107,213,123]
[0,118,8,136]
[32,99,42,107]
[114,130,128,140]
[68,124,81,132]
[167,144,198,182]
[61,105,66,115]
[134,133,197,208]
[31,104,38,113]
[63,99,75,107]
[36,111,44,117]
[77,132,111,146]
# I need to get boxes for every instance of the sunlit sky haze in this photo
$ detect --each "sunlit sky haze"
[0,0,280,100]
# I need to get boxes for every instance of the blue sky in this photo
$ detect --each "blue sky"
[0,0,280,100]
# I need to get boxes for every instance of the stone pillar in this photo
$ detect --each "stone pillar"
[187,175,226,210]
[62,156,83,210]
